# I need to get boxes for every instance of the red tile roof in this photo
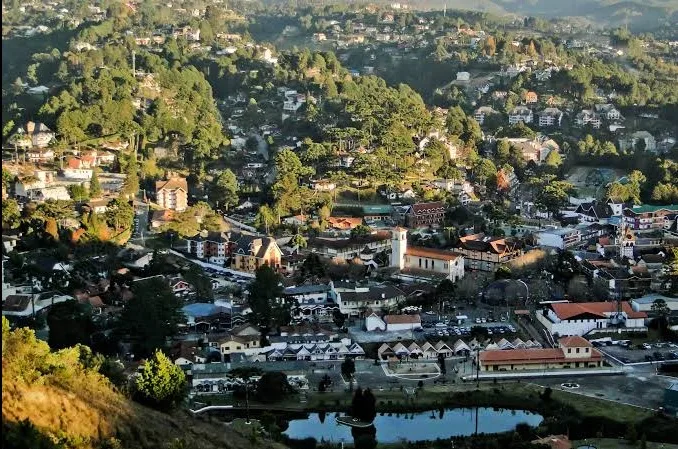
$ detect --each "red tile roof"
[384,314,421,324]
[156,177,188,192]
[479,348,602,365]
[558,336,591,348]
[405,246,460,261]
[551,302,647,320]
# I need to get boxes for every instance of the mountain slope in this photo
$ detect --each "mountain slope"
[1,319,285,449]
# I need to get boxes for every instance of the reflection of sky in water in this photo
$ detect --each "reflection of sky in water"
[283,408,543,443]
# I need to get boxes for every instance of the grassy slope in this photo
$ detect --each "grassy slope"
[1,321,287,449]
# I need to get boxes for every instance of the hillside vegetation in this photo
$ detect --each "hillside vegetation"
[1,317,286,449]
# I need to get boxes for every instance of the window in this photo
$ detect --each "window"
[567,348,571,354]
[576,348,580,354]
[419,258,422,268]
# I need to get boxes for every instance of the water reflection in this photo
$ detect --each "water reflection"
[283,407,543,444]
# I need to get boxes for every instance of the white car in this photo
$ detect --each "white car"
[475,318,481,324]
[642,343,652,350]
[481,318,487,323]
[487,329,493,335]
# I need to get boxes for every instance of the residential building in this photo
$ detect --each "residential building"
[500,137,559,164]
[405,201,445,228]
[26,148,55,162]
[186,231,230,264]
[231,234,282,273]
[618,131,657,153]
[473,106,499,125]
[218,335,261,359]
[334,282,405,317]
[23,121,55,148]
[479,336,603,372]
[307,231,391,261]
[62,167,93,180]
[390,228,465,281]
[623,204,678,231]
[524,91,538,104]
[284,283,339,322]
[594,103,623,121]
[535,227,581,250]
[361,205,393,222]
[535,301,647,336]
[575,201,615,224]
[327,217,364,231]
[508,106,533,124]
[538,108,563,127]
[575,110,601,129]
[156,177,188,211]
[454,233,522,272]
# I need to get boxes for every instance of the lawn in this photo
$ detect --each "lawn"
[573,438,678,449]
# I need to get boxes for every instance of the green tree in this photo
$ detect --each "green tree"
[2,198,21,230]
[651,298,671,330]
[341,357,356,379]
[89,169,102,198]
[46,300,95,350]
[247,265,288,334]
[544,150,562,168]
[119,277,184,357]
[625,423,638,444]
[290,234,307,248]
[183,264,213,300]
[134,349,186,410]
[255,371,294,403]
[211,169,238,210]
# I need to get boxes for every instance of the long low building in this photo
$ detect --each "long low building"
[536,301,647,337]
[479,336,603,372]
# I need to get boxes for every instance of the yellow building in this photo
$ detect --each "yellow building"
[231,235,282,273]
[219,335,260,358]
[479,336,603,372]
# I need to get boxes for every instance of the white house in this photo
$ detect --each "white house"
[456,71,470,81]
[538,108,563,127]
[535,227,581,250]
[366,313,386,331]
[384,314,422,331]
[535,301,647,337]
[62,168,93,180]
[508,106,533,125]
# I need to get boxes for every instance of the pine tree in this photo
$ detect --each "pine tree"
[134,350,186,410]
[89,169,102,198]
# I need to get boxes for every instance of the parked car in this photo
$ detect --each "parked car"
[642,343,652,350]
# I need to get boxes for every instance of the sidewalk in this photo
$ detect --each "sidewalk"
[461,368,624,381]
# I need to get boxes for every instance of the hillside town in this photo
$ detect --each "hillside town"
[2,0,678,448]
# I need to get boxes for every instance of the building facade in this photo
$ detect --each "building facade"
[454,233,521,272]
[390,228,465,281]
[156,177,188,211]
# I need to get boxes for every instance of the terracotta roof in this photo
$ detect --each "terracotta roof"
[479,348,602,365]
[531,435,572,449]
[156,177,188,192]
[551,301,647,320]
[384,314,421,324]
[405,246,460,261]
[558,336,591,348]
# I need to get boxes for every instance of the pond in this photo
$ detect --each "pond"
[283,408,543,443]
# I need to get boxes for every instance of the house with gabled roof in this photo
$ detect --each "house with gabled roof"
[434,341,452,357]
[407,342,423,357]
[453,233,521,272]
[420,342,437,359]
[156,177,188,211]
[536,301,647,337]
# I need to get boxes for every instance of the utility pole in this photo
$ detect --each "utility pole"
[245,379,251,424]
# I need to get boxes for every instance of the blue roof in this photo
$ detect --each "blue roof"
[284,284,330,295]
[182,303,225,317]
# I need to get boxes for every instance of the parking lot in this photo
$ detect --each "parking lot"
[598,341,678,364]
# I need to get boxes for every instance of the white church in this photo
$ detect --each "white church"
[390,228,465,282]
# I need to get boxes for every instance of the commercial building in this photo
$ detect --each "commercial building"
[535,227,581,250]
[536,301,647,337]
[479,336,604,372]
